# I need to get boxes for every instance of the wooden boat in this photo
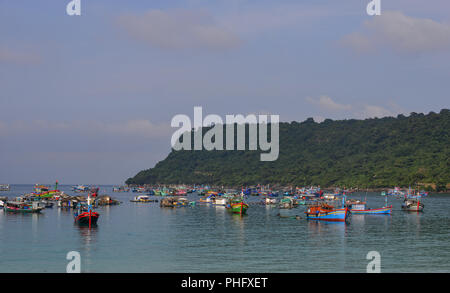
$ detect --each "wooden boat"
[279,197,294,209]
[346,198,392,215]
[72,185,90,193]
[0,197,7,207]
[402,198,424,212]
[97,195,121,206]
[265,197,278,205]
[130,195,156,203]
[305,203,349,222]
[227,196,248,215]
[159,196,191,207]
[213,197,228,206]
[113,186,130,192]
[74,195,99,227]
[4,201,44,213]
[74,208,99,227]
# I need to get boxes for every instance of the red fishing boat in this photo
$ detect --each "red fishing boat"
[74,192,99,228]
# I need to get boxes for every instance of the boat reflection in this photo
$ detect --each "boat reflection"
[77,225,98,248]
[307,220,347,237]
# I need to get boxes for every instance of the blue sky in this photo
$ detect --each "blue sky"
[0,0,449,184]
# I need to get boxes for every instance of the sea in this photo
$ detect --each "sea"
[0,184,449,273]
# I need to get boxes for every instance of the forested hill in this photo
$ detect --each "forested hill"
[126,109,450,190]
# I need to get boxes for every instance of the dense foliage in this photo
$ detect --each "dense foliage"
[126,109,450,190]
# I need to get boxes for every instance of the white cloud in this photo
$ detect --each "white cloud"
[116,9,241,50]
[341,11,450,53]
[359,105,395,119]
[306,95,352,112]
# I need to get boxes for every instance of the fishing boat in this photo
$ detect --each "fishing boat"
[279,197,294,209]
[72,185,90,193]
[346,199,392,215]
[401,187,425,212]
[213,197,228,206]
[227,194,248,215]
[130,195,156,203]
[74,194,99,227]
[34,184,50,193]
[305,202,350,222]
[386,187,405,197]
[402,198,424,212]
[4,201,44,213]
[113,186,130,192]
[265,197,278,205]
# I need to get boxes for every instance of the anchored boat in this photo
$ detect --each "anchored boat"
[227,193,248,215]
[402,198,424,212]
[305,197,350,222]
[130,195,156,203]
[346,196,392,215]
[4,201,44,213]
[74,194,99,227]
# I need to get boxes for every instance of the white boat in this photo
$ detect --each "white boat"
[265,197,278,204]
[213,198,228,206]
[72,185,90,192]
[130,195,155,203]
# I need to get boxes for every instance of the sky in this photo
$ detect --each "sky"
[0,0,449,184]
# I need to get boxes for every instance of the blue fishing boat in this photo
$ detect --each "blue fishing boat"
[305,203,349,222]
[346,196,392,215]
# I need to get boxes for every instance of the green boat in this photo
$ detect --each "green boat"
[228,198,249,215]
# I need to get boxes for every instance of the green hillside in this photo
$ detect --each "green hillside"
[126,109,450,191]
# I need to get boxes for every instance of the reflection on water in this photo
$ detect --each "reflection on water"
[307,220,347,237]
[76,225,98,273]
[77,225,98,247]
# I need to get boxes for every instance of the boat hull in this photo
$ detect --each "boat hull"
[4,207,42,213]
[305,208,349,222]
[74,212,99,226]
[402,200,424,212]
[351,206,392,215]
[230,203,248,214]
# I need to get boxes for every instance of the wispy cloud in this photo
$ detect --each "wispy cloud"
[305,95,400,119]
[340,11,450,53]
[116,9,242,50]
[306,95,352,112]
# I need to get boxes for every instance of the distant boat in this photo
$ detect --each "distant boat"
[4,201,44,213]
[279,197,294,209]
[0,184,10,191]
[401,187,425,212]
[34,184,50,193]
[386,187,405,197]
[213,197,228,206]
[113,186,130,192]
[265,197,278,205]
[130,195,156,203]
[72,185,90,193]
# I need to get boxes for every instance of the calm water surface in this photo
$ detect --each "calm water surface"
[0,185,449,273]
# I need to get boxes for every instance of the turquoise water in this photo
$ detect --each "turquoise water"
[0,185,449,273]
